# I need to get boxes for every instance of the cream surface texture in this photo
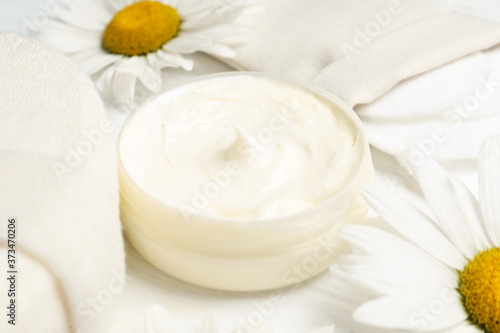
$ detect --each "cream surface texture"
[120,74,359,220]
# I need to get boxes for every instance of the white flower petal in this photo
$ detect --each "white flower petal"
[447,322,484,333]
[340,225,457,286]
[326,267,378,304]
[337,254,456,297]
[342,262,430,296]
[112,56,147,75]
[38,25,102,53]
[307,325,337,333]
[215,1,259,24]
[144,305,175,332]
[113,72,136,100]
[155,50,194,71]
[104,0,130,12]
[40,36,100,54]
[145,52,164,71]
[317,272,383,333]
[361,186,466,270]
[60,0,110,31]
[112,75,137,111]
[448,175,492,250]
[196,43,236,58]
[176,0,214,19]
[111,63,140,111]
[95,62,118,96]
[409,155,490,259]
[72,51,122,76]
[96,58,142,110]
[164,34,211,54]
[353,286,467,331]
[40,20,90,34]
[181,0,258,29]
[182,24,244,39]
[478,135,500,246]
[137,65,162,92]
[196,313,218,333]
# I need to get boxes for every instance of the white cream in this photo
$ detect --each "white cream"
[121,74,360,220]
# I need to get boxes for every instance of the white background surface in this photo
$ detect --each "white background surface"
[1,1,500,332]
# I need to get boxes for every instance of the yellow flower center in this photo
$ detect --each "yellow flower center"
[459,248,500,333]
[102,1,180,56]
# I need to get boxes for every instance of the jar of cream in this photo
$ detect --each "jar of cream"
[119,72,374,291]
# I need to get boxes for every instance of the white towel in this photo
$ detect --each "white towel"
[0,33,125,333]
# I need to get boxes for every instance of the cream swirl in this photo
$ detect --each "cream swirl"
[120,74,361,220]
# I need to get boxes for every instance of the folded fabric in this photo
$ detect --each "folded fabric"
[227,0,500,108]
[0,33,124,333]
[433,0,500,23]
[359,45,500,160]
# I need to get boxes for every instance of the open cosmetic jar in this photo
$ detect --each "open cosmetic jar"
[118,72,374,291]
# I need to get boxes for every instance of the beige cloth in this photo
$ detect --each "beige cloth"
[227,0,500,108]
[0,33,125,333]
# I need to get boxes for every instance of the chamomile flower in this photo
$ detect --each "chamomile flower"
[326,136,500,332]
[37,0,256,110]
